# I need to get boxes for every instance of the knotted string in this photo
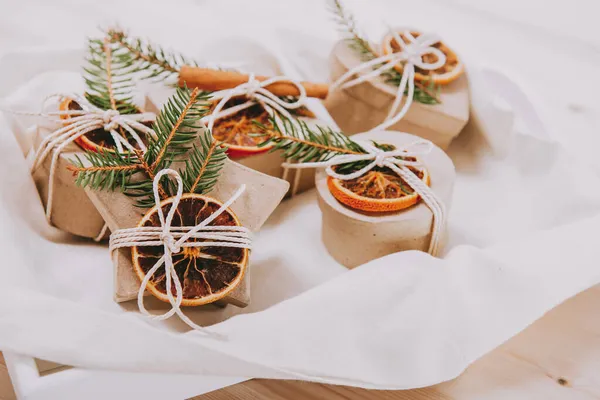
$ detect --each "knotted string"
[5,93,156,240]
[330,29,446,133]
[204,74,310,196]
[109,169,251,336]
[282,139,446,256]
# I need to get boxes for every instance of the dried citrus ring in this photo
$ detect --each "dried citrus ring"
[381,30,464,85]
[327,163,430,213]
[210,98,274,158]
[59,98,148,153]
[210,98,315,159]
[131,194,248,306]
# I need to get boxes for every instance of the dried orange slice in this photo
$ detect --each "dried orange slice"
[381,30,464,85]
[131,194,248,306]
[59,98,149,153]
[327,162,430,213]
[210,98,314,159]
[210,98,274,158]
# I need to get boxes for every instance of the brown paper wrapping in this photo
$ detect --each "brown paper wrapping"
[316,130,455,269]
[85,159,290,307]
[26,96,159,240]
[324,40,470,150]
[30,126,108,240]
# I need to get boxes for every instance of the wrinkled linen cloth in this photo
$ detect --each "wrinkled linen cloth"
[0,0,599,390]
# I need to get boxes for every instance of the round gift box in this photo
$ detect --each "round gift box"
[316,130,455,268]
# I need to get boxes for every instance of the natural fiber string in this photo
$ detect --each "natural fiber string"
[204,74,310,196]
[109,169,251,336]
[4,93,156,238]
[330,29,446,133]
[282,139,446,256]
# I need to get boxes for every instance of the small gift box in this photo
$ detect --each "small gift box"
[87,158,289,306]
[30,122,107,239]
[3,39,158,240]
[180,67,330,197]
[109,26,332,197]
[74,87,290,313]
[1,70,109,239]
[325,39,469,150]
[255,117,455,268]
[324,3,469,149]
[315,130,455,268]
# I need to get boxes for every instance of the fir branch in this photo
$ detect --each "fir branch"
[68,150,141,192]
[145,86,210,173]
[255,116,364,165]
[255,115,415,175]
[181,130,228,195]
[69,88,211,207]
[107,28,197,81]
[328,0,440,104]
[84,37,139,114]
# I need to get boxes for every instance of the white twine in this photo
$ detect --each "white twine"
[109,169,251,336]
[330,29,446,133]
[7,93,156,237]
[203,74,310,196]
[282,139,446,256]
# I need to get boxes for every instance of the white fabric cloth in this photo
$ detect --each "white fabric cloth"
[0,0,600,391]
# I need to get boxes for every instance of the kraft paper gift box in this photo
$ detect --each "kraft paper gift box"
[324,40,470,150]
[85,159,289,307]
[30,125,108,240]
[26,95,159,240]
[141,43,331,197]
[316,130,455,269]
[1,70,105,239]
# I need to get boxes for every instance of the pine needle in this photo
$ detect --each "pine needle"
[328,0,440,104]
[84,37,140,114]
[107,28,198,81]
[181,130,228,195]
[70,87,212,208]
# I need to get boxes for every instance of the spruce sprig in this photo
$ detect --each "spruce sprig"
[256,117,364,163]
[69,87,224,208]
[70,150,141,192]
[107,28,197,81]
[84,37,139,114]
[181,130,228,195]
[144,86,210,173]
[328,0,440,105]
[255,115,411,175]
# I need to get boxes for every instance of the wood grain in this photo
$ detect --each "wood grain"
[195,284,600,399]
[3,285,600,399]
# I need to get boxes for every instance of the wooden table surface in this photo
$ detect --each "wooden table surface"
[2,284,598,400]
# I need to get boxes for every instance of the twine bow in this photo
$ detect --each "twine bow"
[109,169,251,335]
[282,139,446,256]
[330,29,446,133]
[204,73,308,132]
[204,74,310,197]
[6,93,156,240]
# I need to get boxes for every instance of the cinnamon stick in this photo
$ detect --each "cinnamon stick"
[179,66,329,99]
